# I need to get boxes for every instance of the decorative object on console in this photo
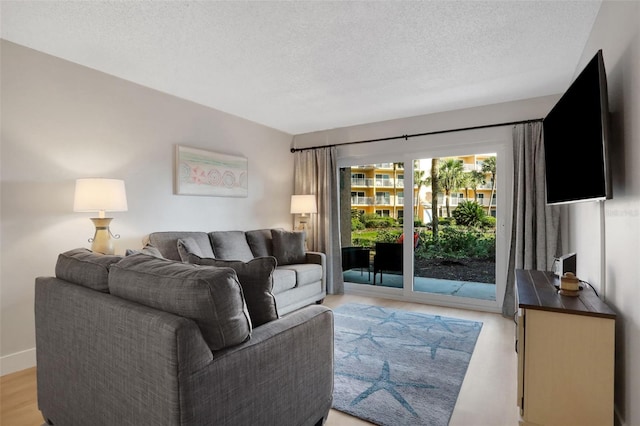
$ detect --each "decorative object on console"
[73,178,128,255]
[559,272,581,296]
[175,144,248,197]
[290,194,317,231]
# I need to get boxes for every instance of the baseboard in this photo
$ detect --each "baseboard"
[1,347,36,376]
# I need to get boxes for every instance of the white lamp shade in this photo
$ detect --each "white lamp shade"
[290,194,317,214]
[74,178,128,213]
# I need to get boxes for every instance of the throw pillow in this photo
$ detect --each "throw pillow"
[125,244,164,258]
[208,231,254,261]
[186,254,279,327]
[109,253,251,351]
[271,229,306,266]
[177,237,207,262]
[246,228,277,258]
[55,248,123,292]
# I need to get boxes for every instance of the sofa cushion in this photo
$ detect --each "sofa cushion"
[209,231,254,261]
[147,232,214,261]
[278,263,323,287]
[177,237,208,262]
[246,229,276,258]
[272,268,297,294]
[271,229,306,265]
[186,254,278,327]
[125,244,164,258]
[55,248,123,292]
[109,254,251,351]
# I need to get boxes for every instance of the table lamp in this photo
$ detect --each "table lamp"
[74,178,128,254]
[290,194,317,231]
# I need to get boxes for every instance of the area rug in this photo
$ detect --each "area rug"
[332,303,483,426]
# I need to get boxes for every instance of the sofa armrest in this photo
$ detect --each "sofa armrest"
[35,277,213,426]
[305,251,327,293]
[182,305,334,426]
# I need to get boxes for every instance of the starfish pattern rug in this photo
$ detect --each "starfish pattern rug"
[332,303,482,425]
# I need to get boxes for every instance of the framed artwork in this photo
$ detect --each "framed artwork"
[175,145,248,197]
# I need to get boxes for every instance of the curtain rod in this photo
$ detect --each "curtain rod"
[290,118,543,153]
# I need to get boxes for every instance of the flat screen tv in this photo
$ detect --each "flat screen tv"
[543,49,612,205]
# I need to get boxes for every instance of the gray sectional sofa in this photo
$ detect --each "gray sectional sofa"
[147,229,327,316]
[35,248,334,426]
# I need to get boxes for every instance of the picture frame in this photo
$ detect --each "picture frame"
[175,145,248,197]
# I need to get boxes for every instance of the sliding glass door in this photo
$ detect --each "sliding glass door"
[410,154,497,302]
[338,130,511,312]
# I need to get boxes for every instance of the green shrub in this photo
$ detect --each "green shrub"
[350,223,495,261]
[351,229,379,248]
[351,217,364,230]
[362,213,397,228]
[438,217,453,226]
[375,229,403,243]
[418,226,495,260]
[452,201,485,227]
[481,215,496,228]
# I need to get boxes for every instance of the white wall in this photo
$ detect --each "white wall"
[293,94,558,149]
[566,2,640,425]
[0,41,294,374]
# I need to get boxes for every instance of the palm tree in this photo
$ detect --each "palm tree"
[393,162,404,220]
[481,157,497,215]
[438,158,464,217]
[460,172,472,200]
[469,170,486,202]
[430,158,439,240]
[414,160,428,219]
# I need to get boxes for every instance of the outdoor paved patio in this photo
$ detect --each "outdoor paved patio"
[342,268,496,301]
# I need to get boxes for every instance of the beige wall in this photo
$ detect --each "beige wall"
[567,2,640,425]
[0,41,294,373]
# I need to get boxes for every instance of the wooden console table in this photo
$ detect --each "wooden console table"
[515,269,616,426]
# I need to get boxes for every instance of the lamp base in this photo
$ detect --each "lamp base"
[89,218,117,255]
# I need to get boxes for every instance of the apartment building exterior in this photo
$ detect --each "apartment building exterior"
[347,154,496,223]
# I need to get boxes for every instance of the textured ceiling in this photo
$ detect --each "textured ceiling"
[1,1,602,135]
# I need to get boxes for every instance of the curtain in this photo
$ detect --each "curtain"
[293,146,344,294]
[503,122,561,317]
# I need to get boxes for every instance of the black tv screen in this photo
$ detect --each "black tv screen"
[543,49,611,205]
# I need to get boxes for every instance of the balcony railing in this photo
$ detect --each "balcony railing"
[375,178,394,187]
[436,197,496,207]
[351,178,374,187]
[477,182,494,189]
[351,196,374,205]
[351,178,404,188]
[373,163,395,169]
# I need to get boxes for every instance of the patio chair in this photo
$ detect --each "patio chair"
[342,246,371,280]
[373,242,403,285]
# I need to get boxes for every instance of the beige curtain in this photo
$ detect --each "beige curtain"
[503,122,561,317]
[293,146,344,294]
